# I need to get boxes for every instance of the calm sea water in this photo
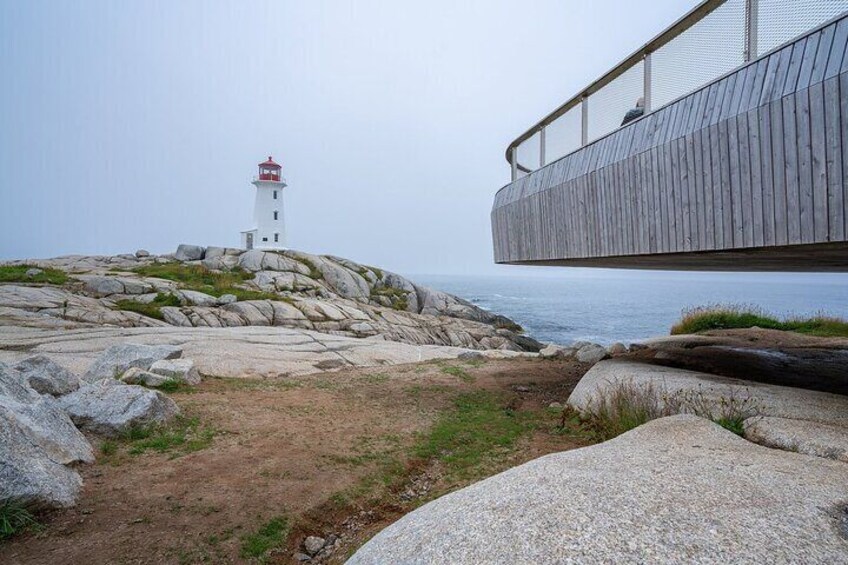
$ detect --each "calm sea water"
[413,271,848,346]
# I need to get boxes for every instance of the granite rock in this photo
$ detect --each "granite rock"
[348,415,848,564]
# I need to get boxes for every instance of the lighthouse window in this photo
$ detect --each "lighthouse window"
[262,237,268,242]
[273,211,278,220]
[273,190,278,200]
[274,233,279,243]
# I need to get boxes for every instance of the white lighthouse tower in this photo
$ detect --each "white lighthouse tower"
[241,156,287,250]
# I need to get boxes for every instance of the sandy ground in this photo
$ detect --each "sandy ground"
[1,356,590,564]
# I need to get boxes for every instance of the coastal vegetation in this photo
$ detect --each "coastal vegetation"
[671,305,848,337]
[0,264,67,285]
[240,515,291,561]
[579,379,759,441]
[130,263,280,302]
[0,501,39,541]
[115,292,181,321]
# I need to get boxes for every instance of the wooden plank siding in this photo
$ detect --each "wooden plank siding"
[491,15,848,270]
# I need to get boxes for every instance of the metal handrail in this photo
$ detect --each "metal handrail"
[505,0,735,178]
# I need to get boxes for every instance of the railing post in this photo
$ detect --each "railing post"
[539,126,546,168]
[745,0,759,61]
[510,148,518,182]
[643,52,652,113]
[581,96,589,146]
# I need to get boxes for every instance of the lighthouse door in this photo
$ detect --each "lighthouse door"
[246,233,254,250]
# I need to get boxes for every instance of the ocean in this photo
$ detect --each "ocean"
[413,271,848,346]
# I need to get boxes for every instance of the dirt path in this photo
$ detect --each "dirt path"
[1,357,591,564]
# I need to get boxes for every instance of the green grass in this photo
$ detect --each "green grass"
[0,264,67,285]
[671,304,848,337]
[290,256,323,280]
[115,292,181,320]
[440,365,474,383]
[0,500,40,540]
[103,416,217,459]
[240,515,290,561]
[413,391,540,479]
[580,378,760,441]
[130,263,280,302]
[370,286,410,311]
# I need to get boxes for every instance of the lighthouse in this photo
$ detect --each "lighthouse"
[241,156,287,250]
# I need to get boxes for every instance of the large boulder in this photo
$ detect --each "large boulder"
[0,362,91,508]
[58,382,179,437]
[0,415,84,509]
[82,343,183,383]
[13,355,81,396]
[149,358,201,385]
[0,363,94,465]
[348,415,848,564]
[174,244,205,262]
[119,367,171,388]
[575,342,608,364]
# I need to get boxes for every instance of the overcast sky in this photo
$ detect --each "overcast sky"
[0,0,714,275]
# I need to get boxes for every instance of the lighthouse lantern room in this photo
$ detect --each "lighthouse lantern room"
[241,156,287,250]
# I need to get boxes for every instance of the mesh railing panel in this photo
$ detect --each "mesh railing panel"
[758,0,848,55]
[651,0,746,109]
[544,105,582,164]
[515,130,540,175]
[587,61,644,143]
[507,0,848,178]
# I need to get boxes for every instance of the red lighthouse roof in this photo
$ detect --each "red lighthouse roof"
[258,156,281,169]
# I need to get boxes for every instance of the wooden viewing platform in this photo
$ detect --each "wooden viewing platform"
[491,9,848,271]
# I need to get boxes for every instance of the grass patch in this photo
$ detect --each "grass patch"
[131,263,278,301]
[671,304,848,338]
[370,286,410,311]
[359,372,390,385]
[365,265,384,280]
[440,365,474,383]
[580,379,760,441]
[115,292,180,321]
[290,256,323,280]
[0,500,40,540]
[240,515,290,561]
[413,391,539,479]
[102,416,217,459]
[0,264,67,285]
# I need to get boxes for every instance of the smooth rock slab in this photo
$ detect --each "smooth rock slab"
[13,355,80,396]
[83,343,183,383]
[744,416,848,463]
[348,415,848,564]
[59,382,179,437]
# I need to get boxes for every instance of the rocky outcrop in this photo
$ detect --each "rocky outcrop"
[0,362,93,509]
[568,359,848,462]
[59,381,179,437]
[0,245,540,352]
[82,344,183,383]
[13,355,81,396]
[348,415,848,564]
